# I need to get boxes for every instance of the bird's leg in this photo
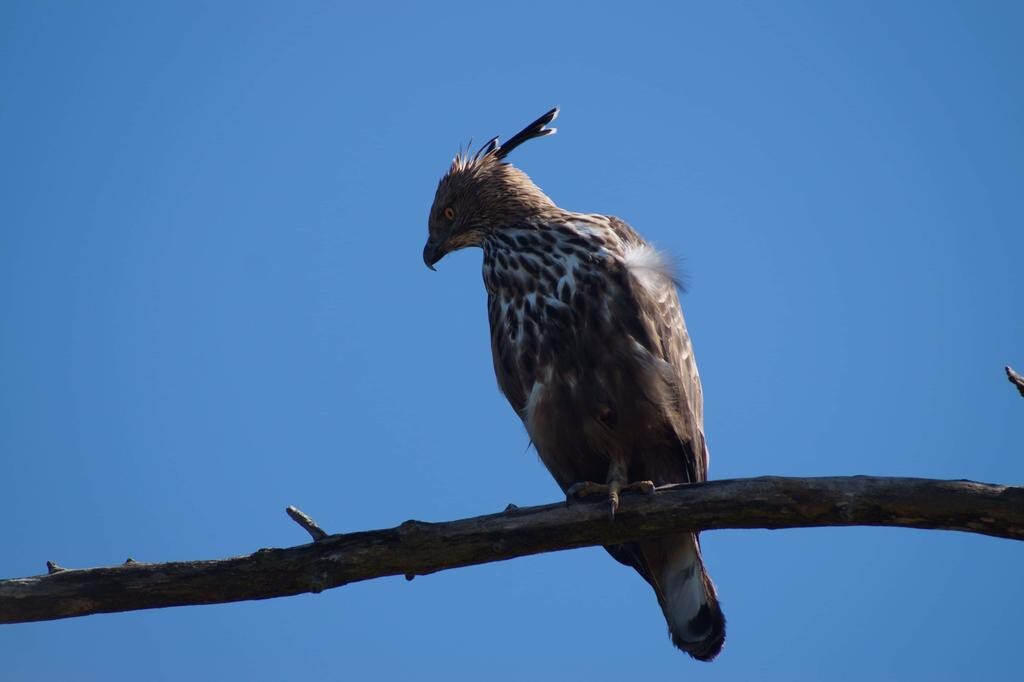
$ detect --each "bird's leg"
[565,463,655,519]
[607,478,622,518]
[605,460,629,518]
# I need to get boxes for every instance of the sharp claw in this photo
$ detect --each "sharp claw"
[608,480,621,520]
[635,480,656,495]
[566,481,607,502]
[566,481,591,503]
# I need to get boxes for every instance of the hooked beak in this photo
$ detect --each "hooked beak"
[422,238,446,271]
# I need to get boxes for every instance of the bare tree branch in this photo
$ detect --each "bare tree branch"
[285,505,328,542]
[1007,366,1024,398]
[2,475,1022,625]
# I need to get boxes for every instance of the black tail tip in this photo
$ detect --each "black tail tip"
[671,603,726,662]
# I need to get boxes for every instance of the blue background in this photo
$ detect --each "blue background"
[2,2,1022,679]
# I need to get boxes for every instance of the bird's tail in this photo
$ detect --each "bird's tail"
[642,533,725,661]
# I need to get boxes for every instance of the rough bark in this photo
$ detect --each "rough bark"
[2,475,1022,625]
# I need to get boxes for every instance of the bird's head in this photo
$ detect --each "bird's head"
[424,108,560,270]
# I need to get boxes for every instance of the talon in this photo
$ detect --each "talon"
[608,480,621,520]
[566,481,609,502]
[625,480,656,495]
[566,478,652,514]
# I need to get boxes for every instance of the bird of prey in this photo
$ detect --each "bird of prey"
[423,108,725,661]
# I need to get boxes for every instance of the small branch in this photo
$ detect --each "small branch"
[285,506,328,542]
[1,475,1022,625]
[1007,366,1024,398]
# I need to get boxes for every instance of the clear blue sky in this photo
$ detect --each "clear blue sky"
[2,2,1022,680]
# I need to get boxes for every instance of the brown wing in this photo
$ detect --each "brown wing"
[606,216,709,484]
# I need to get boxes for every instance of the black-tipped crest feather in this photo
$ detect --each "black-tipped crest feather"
[492,107,558,160]
[477,136,500,159]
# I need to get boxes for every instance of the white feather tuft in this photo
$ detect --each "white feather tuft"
[524,381,545,431]
[623,244,674,292]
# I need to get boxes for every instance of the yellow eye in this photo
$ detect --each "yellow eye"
[444,206,456,220]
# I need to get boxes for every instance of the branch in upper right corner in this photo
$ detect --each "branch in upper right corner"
[1006,366,1024,398]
